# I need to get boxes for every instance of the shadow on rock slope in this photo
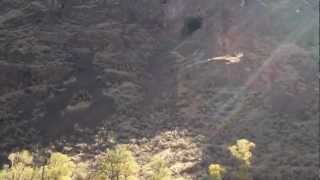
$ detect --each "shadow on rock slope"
[0,0,318,179]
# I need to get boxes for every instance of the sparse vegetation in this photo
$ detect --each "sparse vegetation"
[1,150,38,180]
[96,145,139,180]
[205,139,255,180]
[0,0,317,179]
[0,147,175,180]
[0,150,76,180]
[148,157,173,180]
[228,139,256,180]
[45,152,76,180]
[208,164,226,180]
[228,139,255,167]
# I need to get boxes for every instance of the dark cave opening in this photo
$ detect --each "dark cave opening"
[181,16,203,36]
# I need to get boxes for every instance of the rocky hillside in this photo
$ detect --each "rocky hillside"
[0,0,318,179]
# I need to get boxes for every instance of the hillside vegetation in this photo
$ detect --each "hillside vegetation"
[0,0,318,179]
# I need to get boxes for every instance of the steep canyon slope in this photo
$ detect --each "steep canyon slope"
[0,0,318,179]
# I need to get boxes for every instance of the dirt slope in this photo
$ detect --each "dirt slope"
[0,0,318,179]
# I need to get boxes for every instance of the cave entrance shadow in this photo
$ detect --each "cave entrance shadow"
[181,16,203,37]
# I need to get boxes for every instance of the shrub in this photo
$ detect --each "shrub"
[228,139,255,167]
[72,162,90,180]
[8,150,33,166]
[1,150,40,180]
[97,145,139,180]
[45,152,76,180]
[0,150,76,180]
[208,164,226,180]
[148,157,173,180]
[228,139,255,180]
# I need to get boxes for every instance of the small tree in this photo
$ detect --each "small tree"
[208,164,226,180]
[228,139,255,180]
[2,150,40,180]
[0,150,77,180]
[149,157,173,180]
[97,145,139,180]
[45,152,76,180]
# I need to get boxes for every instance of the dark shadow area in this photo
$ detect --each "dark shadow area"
[181,16,203,36]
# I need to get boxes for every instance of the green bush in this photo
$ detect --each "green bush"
[228,139,255,167]
[148,157,173,180]
[45,152,76,180]
[0,150,39,180]
[97,145,139,180]
[228,139,255,180]
[1,139,257,180]
[0,150,76,180]
[208,164,226,180]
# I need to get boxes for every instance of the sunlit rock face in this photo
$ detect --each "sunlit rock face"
[164,1,318,179]
[0,0,318,179]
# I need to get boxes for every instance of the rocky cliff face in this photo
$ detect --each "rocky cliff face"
[0,0,318,179]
